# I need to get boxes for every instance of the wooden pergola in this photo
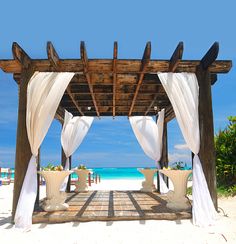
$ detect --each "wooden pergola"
[0,41,232,217]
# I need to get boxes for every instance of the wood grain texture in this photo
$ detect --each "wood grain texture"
[81,41,100,117]
[169,42,184,72]
[129,42,151,116]
[196,64,217,209]
[12,67,34,219]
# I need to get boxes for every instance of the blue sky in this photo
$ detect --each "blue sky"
[0,0,235,168]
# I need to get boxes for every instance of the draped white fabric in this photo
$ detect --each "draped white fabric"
[60,110,94,191]
[129,109,169,194]
[14,72,75,230]
[158,72,217,227]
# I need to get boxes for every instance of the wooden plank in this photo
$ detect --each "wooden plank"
[12,42,31,68]
[47,41,60,69]
[80,41,100,117]
[196,64,217,209]
[169,42,184,72]
[113,42,118,118]
[66,87,84,115]
[128,42,151,116]
[0,59,232,74]
[12,66,35,219]
[201,42,219,70]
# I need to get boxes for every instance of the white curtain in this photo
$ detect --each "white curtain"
[158,72,217,227]
[129,109,169,194]
[60,110,94,191]
[14,72,75,230]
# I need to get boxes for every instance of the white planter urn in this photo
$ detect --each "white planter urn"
[38,170,73,212]
[159,169,192,211]
[74,169,91,192]
[138,168,157,192]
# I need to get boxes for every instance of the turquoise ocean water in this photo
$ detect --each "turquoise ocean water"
[1,167,157,180]
[1,166,191,180]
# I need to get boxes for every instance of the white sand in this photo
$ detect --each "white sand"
[0,181,236,244]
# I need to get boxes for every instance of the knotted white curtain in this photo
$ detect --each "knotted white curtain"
[60,110,94,191]
[158,72,217,227]
[129,109,169,194]
[14,72,75,230]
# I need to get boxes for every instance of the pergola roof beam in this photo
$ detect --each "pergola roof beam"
[145,94,159,116]
[66,86,84,116]
[169,42,184,72]
[113,42,118,118]
[0,59,231,74]
[12,42,31,68]
[128,42,151,116]
[55,106,65,123]
[47,41,60,69]
[200,42,219,70]
[80,41,100,117]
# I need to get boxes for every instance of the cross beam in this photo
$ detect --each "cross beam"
[113,42,118,118]
[80,41,100,117]
[47,41,60,69]
[201,42,219,70]
[129,42,151,116]
[12,42,31,68]
[169,42,184,72]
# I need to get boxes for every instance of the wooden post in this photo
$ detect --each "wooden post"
[88,172,91,186]
[12,67,34,219]
[35,148,40,207]
[160,122,169,186]
[196,65,217,209]
[66,156,72,192]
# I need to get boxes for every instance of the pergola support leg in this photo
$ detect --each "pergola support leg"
[12,67,34,220]
[157,121,169,192]
[35,148,40,207]
[196,65,217,209]
[61,145,71,192]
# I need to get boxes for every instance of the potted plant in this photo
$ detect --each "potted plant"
[38,163,73,211]
[159,162,192,211]
[73,164,91,192]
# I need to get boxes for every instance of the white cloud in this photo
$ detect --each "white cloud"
[174,143,189,150]
[168,152,191,163]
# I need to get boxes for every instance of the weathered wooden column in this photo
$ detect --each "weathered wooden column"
[67,156,72,192]
[196,42,219,209]
[12,43,34,218]
[159,122,169,186]
[35,148,41,207]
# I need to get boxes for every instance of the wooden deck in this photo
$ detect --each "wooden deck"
[33,191,192,224]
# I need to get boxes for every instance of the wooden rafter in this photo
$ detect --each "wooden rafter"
[55,106,65,123]
[47,41,60,69]
[113,42,118,118]
[164,105,175,122]
[66,86,84,115]
[169,42,184,72]
[201,42,219,70]
[145,94,159,115]
[128,42,151,116]
[12,42,31,68]
[46,42,83,115]
[80,41,100,117]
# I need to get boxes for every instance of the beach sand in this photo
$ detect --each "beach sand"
[0,181,235,244]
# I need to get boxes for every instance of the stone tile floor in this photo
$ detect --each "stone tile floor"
[33,191,191,223]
